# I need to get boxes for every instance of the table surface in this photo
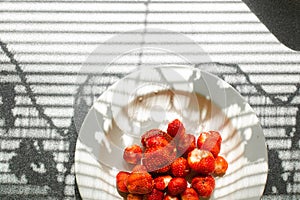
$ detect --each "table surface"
[0,0,299,199]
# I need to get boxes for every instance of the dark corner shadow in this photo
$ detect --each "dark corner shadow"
[242,0,300,51]
[263,149,287,195]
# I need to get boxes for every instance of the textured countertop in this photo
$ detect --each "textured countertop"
[0,0,299,199]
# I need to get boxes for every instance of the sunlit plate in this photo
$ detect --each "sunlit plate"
[75,65,268,200]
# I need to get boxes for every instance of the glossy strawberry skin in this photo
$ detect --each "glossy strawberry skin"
[191,175,215,198]
[153,164,171,174]
[187,149,215,175]
[145,135,169,149]
[180,188,199,200]
[167,119,185,138]
[214,156,228,176]
[126,171,153,194]
[143,145,177,172]
[163,194,180,200]
[167,177,188,196]
[154,175,172,191]
[132,165,148,173]
[176,133,196,157]
[141,129,172,147]
[170,157,190,178]
[197,131,222,157]
[127,193,143,200]
[143,147,165,172]
[116,171,130,193]
[118,124,228,200]
[143,188,164,200]
[123,144,143,165]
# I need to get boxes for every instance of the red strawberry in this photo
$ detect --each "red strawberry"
[180,188,199,200]
[167,177,188,196]
[145,135,169,148]
[127,194,143,200]
[154,175,172,191]
[164,194,180,200]
[163,194,180,200]
[143,188,164,200]
[170,157,190,177]
[187,149,215,174]
[143,147,164,172]
[126,170,153,194]
[132,165,148,173]
[167,119,185,138]
[116,171,130,193]
[176,133,196,157]
[197,131,222,157]
[141,129,172,147]
[214,155,228,176]
[153,164,171,174]
[123,144,143,165]
[191,175,215,198]
[143,145,177,172]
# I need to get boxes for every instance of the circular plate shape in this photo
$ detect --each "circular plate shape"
[75,65,268,200]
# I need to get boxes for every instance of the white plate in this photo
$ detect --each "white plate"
[75,65,268,200]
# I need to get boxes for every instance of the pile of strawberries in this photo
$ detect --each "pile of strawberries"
[116,119,228,200]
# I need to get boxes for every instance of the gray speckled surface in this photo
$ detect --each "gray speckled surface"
[0,0,299,199]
